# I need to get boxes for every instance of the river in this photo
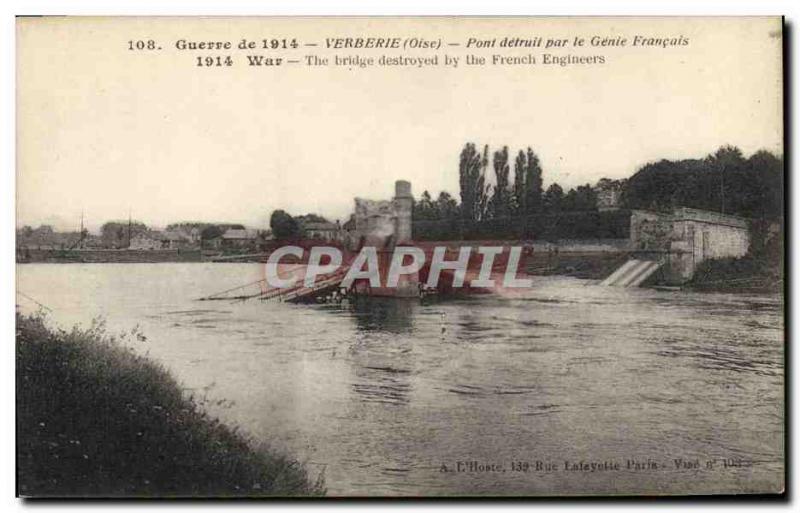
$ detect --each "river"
[16,263,784,496]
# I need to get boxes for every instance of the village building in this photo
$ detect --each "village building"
[160,230,193,250]
[630,207,750,283]
[303,221,342,241]
[128,232,162,250]
[129,230,194,250]
[78,234,100,249]
[220,228,259,250]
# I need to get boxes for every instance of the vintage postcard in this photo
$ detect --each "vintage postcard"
[15,16,784,497]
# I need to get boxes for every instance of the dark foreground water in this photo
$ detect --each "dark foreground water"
[17,263,784,496]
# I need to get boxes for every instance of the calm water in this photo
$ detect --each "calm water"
[17,263,784,496]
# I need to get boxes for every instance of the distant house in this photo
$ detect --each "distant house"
[129,232,162,250]
[82,234,104,249]
[220,228,259,250]
[160,230,193,250]
[303,221,342,241]
[129,230,192,250]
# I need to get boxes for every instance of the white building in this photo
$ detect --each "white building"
[631,207,750,282]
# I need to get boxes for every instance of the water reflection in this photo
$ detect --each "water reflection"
[347,296,417,334]
[653,336,783,376]
[336,297,418,406]
[350,364,412,406]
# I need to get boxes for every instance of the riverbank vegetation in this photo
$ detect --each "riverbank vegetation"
[16,313,324,497]
[687,255,783,293]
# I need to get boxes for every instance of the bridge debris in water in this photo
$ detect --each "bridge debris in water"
[196,265,352,304]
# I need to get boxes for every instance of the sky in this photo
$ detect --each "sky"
[17,17,783,233]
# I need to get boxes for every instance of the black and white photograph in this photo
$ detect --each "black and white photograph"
[13,15,785,498]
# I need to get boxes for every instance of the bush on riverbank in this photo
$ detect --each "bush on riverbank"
[16,313,324,497]
[687,256,782,293]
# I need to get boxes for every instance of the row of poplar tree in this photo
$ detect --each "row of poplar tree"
[413,142,599,225]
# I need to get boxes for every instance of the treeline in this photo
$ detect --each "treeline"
[415,144,598,224]
[621,146,783,220]
[415,143,608,240]
[97,221,249,248]
[268,211,331,240]
[413,143,783,241]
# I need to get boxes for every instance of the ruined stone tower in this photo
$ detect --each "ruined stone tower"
[393,180,413,243]
[348,180,414,248]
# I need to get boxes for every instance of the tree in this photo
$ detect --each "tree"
[412,190,461,240]
[489,146,511,219]
[746,150,783,220]
[294,213,329,225]
[524,148,544,214]
[200,225,224,241]
[706,145,745,215]
[100,221,147,248]
[621,145,783,219]
[166,222,211,233]
[543,184,564,212]
[622,158,696,211]
[435,191,460,220]
[269,210,300,240]
[513,150,526,214]
[563,184,598,211]
[413,191,437,221]
[458,143,489,224]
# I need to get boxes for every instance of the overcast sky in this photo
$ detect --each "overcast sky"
[17,17,782,232]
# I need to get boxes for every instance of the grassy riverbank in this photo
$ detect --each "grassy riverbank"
[686,256,783,294]
[16,313,324,498]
